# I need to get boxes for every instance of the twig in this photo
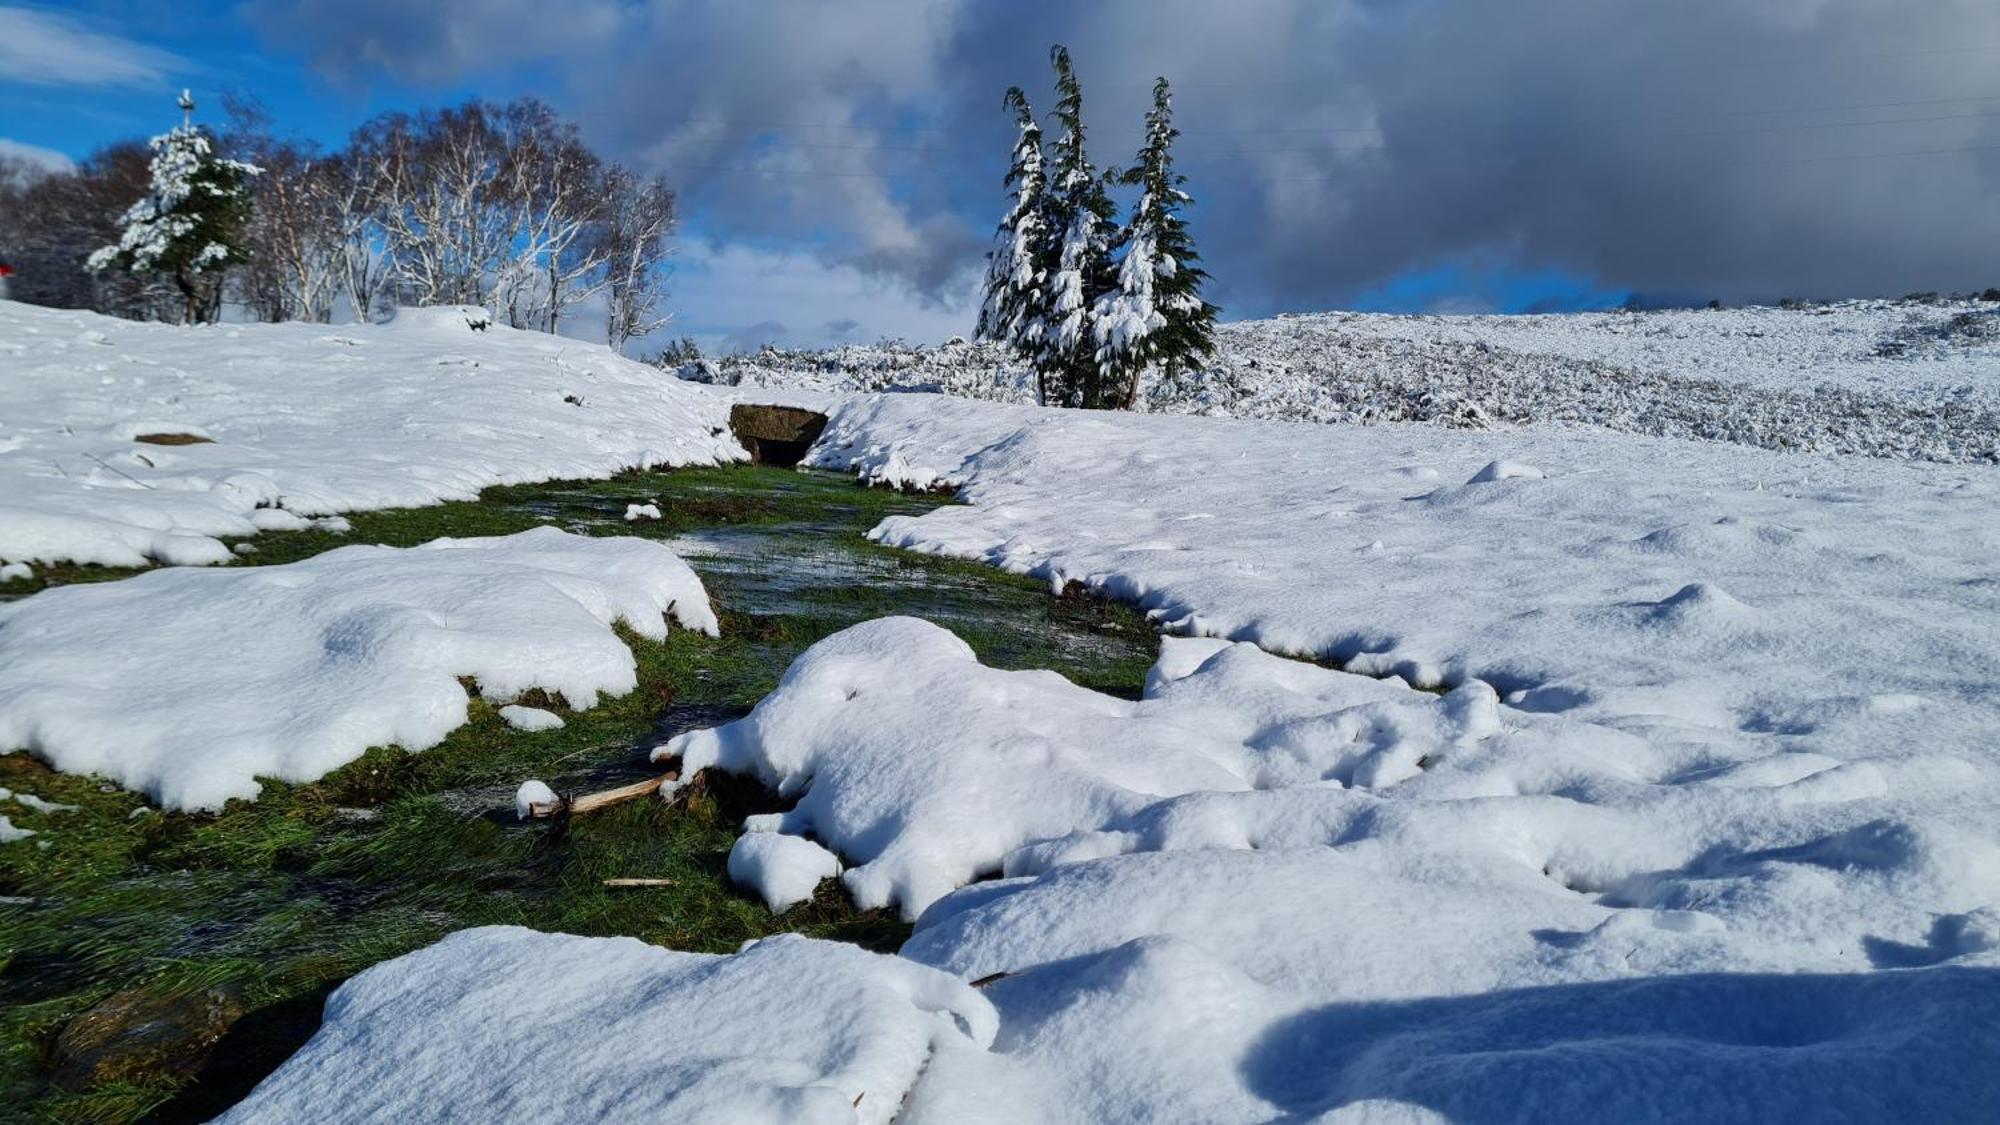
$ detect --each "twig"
[602,878,678,887]
[82,453,154,489]
[526,770,679,819]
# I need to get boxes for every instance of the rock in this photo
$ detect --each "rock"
[728,404,829,467]
[51,984,246,1090]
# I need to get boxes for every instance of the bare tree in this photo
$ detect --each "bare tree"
[223,95,344,323]
[492,99,608,333]
[601,165,676,352]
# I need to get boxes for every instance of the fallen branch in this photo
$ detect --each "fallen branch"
[602,878,678,887]
[526,770,679,819]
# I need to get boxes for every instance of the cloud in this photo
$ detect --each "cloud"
[672,239,977,351]
[240,0,630,85]
[243,0,2000,319]
[0,136,75,179]
[0,6,184,88]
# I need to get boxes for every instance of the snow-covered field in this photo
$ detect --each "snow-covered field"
[4,301,1999,1120]
[0,301,743,569]
[704,299,2000,463]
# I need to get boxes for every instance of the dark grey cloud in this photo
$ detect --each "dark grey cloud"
[243,0,2000,331]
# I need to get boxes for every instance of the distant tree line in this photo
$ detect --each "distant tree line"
[978,47,1217,410]
[0,93,675,351]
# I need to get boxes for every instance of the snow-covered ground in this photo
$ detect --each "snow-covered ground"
[237,616,2000,1120]
[703,299,2000,463]
[5,300,1999,1119]
[0,301,743,569]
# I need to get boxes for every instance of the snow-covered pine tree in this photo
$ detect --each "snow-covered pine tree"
[1043,46,1121,409]
[1094,76,1217,408]
[975,86,1056,403]
[87,91,260,325]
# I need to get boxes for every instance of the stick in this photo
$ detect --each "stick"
[526,770,679,819]
[602,878,678,887]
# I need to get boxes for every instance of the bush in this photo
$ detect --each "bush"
[655,336,702,366]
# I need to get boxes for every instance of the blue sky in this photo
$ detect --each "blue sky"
[7,1,1998,350]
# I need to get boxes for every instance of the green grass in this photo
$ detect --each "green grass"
[0,464,1161,1122]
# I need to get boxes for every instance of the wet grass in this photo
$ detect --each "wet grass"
[0,465,1159,1122]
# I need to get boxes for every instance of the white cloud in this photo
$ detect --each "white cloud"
[0,7,184,88]
[670,240,978,354]
[0,136,74,177]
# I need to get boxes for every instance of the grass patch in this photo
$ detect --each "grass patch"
[0,463,1161,1121]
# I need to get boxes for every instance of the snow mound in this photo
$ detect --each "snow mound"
[0,301,744,569]
[219,926,996,1125]
[665,619,1632,921]
[0,528,716,809]
[1467,458,1544,483]
[729,832,844,912]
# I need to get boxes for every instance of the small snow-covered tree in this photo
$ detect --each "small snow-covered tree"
[87,92,259,325]
[1042,46,1121,409]
[1094,77,1216,407]
[976,86,1057,402]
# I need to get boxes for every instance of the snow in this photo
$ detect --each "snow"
[808,393,2000,783]
[220,927,997,1125]
[7,289,1998,1117]
[498,705,565,732]
[513,779,557,819]
[0,563,32,583]
[0,301,744,568]
[704,299,2000,463]
[0,817,32,844]
[727,832,844,912]
[0,786,77,815]
[0,528,716,809]
[623,502,662,521]
[305,608,2000,1121]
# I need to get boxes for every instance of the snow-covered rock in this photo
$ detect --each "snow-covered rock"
[0,528,716,809]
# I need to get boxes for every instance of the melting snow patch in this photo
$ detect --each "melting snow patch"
[0,528,716,810]
[729,832,844,912]
[513,779,557,820]
[498,705,565,732]
[624,502,662,522]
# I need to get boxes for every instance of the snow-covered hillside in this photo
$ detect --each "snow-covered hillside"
[700,298,2000,463]
[0,302,743,569]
